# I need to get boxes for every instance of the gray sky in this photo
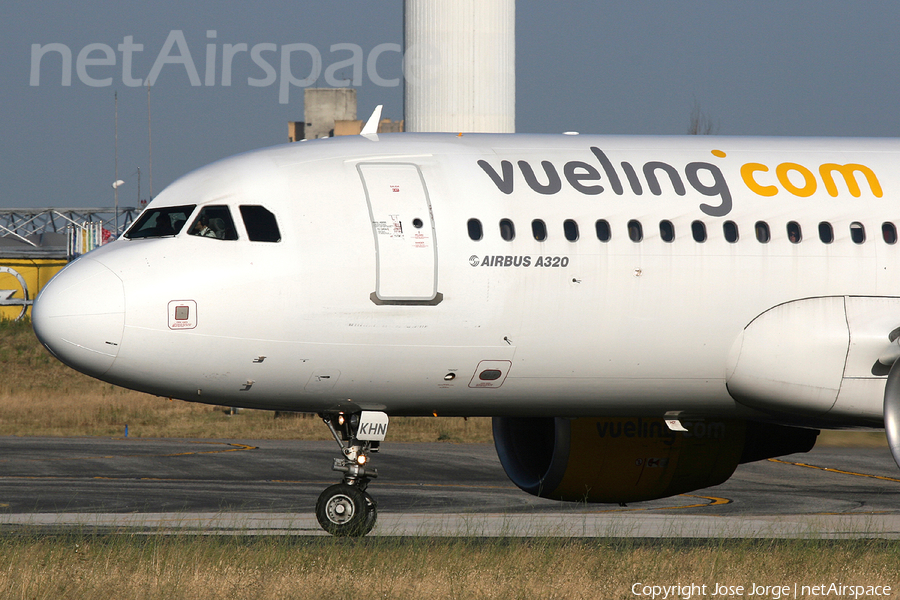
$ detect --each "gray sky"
[4,1,900,208]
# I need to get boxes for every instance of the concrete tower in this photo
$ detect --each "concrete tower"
[404,0,515,133]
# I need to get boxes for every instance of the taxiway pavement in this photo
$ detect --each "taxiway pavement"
[0,437,897,537]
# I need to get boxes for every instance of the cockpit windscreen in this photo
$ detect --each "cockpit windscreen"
[124,205,196,239]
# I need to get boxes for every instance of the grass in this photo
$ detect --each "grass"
[0,318,492,442]
[3,319,898,596]
[1,317,888,446]
[0,534,896,600]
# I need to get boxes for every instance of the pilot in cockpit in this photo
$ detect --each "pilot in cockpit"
[191,214,217,238]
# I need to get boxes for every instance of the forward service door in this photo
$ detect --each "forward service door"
[358,163,440,304]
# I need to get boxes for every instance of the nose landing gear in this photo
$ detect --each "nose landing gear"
[315,411,389,536]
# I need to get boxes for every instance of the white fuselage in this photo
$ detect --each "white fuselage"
[33,133,900,428]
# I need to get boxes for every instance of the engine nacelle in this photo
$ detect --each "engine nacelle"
[883,360,900,469]
[492,417,818,503]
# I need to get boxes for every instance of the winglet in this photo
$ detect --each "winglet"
[361,105,383,136]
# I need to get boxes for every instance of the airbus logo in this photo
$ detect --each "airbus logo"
[469,255,570,268]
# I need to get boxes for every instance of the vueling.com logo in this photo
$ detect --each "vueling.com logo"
[477,147,883,218]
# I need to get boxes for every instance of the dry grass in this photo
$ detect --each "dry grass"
[815,429,887,448]
[0,318,888,446]
[0,318,492,442]
[0,535,897,600]
[3,320,899,597]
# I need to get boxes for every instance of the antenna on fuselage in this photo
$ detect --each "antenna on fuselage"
[361,105,383,136]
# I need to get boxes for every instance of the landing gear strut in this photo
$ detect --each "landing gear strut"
[315,411,388,536]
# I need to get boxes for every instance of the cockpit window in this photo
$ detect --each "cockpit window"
[240,205,281,242]
[188,205,238,240]
[124,205,195,239]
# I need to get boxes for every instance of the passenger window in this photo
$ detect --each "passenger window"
[787,221,802,244]
[723,221,739,243]
[627,220,643,242]
[125,205,196,239]
[532,219,547,241]
[755,221,770,243]
[240,205,281,242]
[563,219,579,242]
[189,205,238,240]
[659,220,675,243]
[883,222,897,245]
[595,219,611,242]
[691,220,707,243]
[818,222,834,244]
[850,222,866,244]
[499,219,515,241]
[467,218,483,241]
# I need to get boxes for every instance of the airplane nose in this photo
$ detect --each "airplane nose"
[32,258,125,379]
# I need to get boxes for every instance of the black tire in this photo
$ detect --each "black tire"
[315,484,376,537]
[362,491,377,534]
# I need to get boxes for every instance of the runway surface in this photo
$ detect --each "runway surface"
[1,437,899,537]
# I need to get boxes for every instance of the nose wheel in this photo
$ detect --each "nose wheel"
[316,411,388,537]
[315,483,377,537]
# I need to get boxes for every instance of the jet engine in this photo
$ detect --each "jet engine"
[883,361,900,470]
[492,417,818,503]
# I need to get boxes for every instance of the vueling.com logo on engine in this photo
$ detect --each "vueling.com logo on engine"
[595,418,727,447]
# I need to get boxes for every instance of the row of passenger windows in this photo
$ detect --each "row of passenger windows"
[125,204,282,243]
[467,218,898,245]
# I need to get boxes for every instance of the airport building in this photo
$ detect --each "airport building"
[288,88,404,142]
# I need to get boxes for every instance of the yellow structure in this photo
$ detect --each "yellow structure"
[0,258,67,321]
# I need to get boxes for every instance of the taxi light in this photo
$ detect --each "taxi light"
[357,455,368,465]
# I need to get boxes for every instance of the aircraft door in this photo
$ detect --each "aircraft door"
[358,163,441,304]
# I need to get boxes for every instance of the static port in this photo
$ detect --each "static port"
[444,373,456,381]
